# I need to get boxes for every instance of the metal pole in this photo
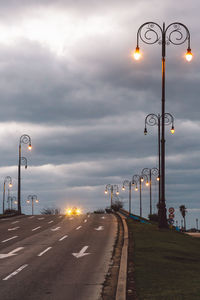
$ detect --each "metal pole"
[32,198,34,215]
[18,143,21,214]
[159,23,168,228]
[158,114,161,209]
[140,178,142,217]
[3,182,5,214]
[150,170,152,215]
[129,181,131,214]
[196,218,198,230]
[111,185,113,208]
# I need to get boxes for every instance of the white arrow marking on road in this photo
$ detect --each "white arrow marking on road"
[2,236,18,243]
[51,227,61,232]
[0,247,24,259]
[32,226,41,231]
[76,226,82,230]
[12,221,19,224]
[84,219,87,223]
[48,220,54,224]
[8,227,20,231]
[94,226,104,231]
[3,264,28,281]
[59,235,68,241]
[72,246,90,258]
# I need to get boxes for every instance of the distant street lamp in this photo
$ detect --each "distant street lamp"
[141,167,159,215]
[18,135,32,214]
[105,184,119,208]
[122,180,132,214]
[144,113,174,208]
[132,174,148,217]
[27,195,38,215]
[2,176,12,214]
[8,196,17,210]
[134,22,192,228]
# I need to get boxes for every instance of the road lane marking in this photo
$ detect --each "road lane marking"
[51,227,61,232]
[48,220,54,224]
[11,221,19,224]
[101,216,105,219]
[38,217,44,220]
[69,217,74,220]
[76,226,82,230]
[58,216,62,218]
[28,216,35,219]
[72,246,90,258]
[87,215,90,218]
[84,219,87,223]
[32,226,41,231]
[3,264,28,280]
[8,227,20,231]
[2,236,18,243]
[59,235,68,241]
[94,226,104,231]
[0,247,24,259]
[38,247,52,257]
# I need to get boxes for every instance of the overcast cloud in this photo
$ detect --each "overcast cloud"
[0,0,199,228]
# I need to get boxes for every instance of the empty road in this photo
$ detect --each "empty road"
[0,213,117,300]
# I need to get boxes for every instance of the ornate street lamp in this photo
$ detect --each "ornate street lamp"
[132,174,148,217]
[141,167,159,215]
[2,176,12,214]
[144,113,174,209]
[105,184,119,208]
[134,22,192,228]
[122,180,132,214]
[18,135,32,214]
[27,195,38,215]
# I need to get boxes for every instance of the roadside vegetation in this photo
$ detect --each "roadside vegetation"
[127,218,200,299]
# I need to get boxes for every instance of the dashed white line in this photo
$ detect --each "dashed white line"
[3,264,28,280]
[69,217,74,220]
[76,226,82,230]
[38,217,44,220]
[38,247,52,257]
[32,226,41,232]
[84,219,87,223]
[51,227,61,232]
[87,215,90,218]
[48,220,54,224]
[28,216,35,219]
[59,235,68,241]
[2,236,18,243]
[8,227,20,231]
[12,221,19,224]
[58,216,63,218]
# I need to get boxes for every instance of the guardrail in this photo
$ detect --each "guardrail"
[119,208,150,225]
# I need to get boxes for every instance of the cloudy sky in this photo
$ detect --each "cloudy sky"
[0,0,199,228]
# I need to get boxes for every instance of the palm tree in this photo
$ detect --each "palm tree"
[179,205,187,231]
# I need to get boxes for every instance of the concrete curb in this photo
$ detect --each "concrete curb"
[116,212,128,300]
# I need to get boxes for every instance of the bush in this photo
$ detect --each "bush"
[94,209,105,214]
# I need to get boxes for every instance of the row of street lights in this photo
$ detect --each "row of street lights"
[1,134,39,215]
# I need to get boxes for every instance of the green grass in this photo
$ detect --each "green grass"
[127,219,200,300]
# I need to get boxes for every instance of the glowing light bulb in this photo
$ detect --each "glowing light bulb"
[171,126,175,134]
[185,48,193,62]
[133,46,141,60]
[28,144,32,150]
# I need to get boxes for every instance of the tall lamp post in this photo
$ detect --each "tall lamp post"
[18,135,32,214]
[132,174,148,217]
[122,180,132,214]
[133,22,192,228]
[2,176,12,214]
[105,184,119,208]
[27,195,38,215]
[141,167,159,215]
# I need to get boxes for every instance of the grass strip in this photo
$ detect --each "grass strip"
[127,218,200,300]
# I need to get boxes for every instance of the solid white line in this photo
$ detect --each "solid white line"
[8,227,20,231]
[38,247,52,257]
[3,264,28,281]
[12,221,19,224]
[48,220,54,224]
[32,226,41,231]
[59,235,68,241]
[76,226,82,230]
[2,236,18,243]
[51,227,61,232]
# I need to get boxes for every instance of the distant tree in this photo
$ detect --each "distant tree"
[111,200,124,212]
[179,205,187,230]
[41,207,61,215]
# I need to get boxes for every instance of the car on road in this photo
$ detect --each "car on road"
[66,207,82,216]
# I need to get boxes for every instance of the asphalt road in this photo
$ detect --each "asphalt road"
[0,213,117,300]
